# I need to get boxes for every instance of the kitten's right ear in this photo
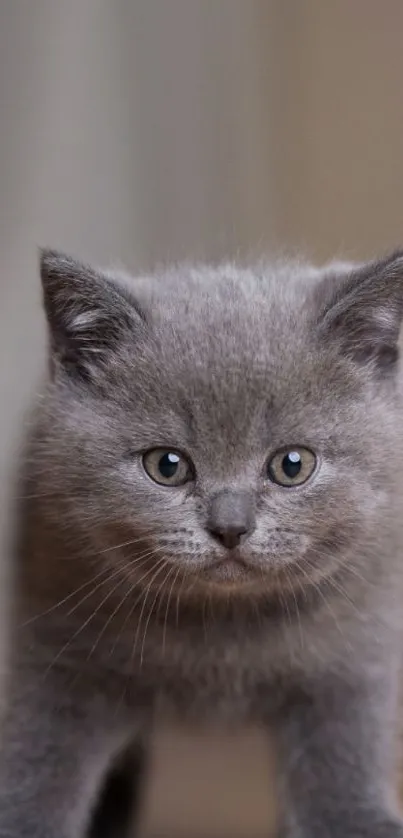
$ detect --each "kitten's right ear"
[40,249,147,382]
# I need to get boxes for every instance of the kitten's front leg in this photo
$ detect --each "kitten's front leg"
[274,673,403,838]
[0,672,145,838]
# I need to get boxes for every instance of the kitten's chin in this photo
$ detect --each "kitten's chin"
[198,557,257,589]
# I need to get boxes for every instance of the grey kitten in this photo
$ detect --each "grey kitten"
[2,248,403,838]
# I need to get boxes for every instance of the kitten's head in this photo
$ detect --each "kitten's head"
[36,249,403,602]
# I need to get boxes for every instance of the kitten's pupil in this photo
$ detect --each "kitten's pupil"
[282,451,302,479]
[158,452,180,479]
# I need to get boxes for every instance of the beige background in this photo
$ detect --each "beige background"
[2,2,403,835]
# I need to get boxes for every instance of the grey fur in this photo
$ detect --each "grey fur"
[2,249,403,836]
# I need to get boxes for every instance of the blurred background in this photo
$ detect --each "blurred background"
[1,1,403,835]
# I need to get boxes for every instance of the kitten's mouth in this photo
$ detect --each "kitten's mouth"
[201,555,254,585]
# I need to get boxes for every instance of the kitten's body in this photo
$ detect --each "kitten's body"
[2,251,403,836]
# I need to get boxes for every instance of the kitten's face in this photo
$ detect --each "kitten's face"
[38,251,403,600]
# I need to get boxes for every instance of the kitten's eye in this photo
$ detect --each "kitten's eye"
[267,447,316,487]
[142,449,192,487]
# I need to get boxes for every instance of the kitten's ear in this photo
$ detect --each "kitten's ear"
[40,248,146,381]
[315,251,403,370]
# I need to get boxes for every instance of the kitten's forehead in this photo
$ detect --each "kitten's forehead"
[136,261,314,363]
[123,263,351,447]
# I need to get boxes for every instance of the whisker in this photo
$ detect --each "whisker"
[130,560,170,668]
[85,552,167,662]
[201,595,208,642]
[338,560,373,587]
[42,573,129,679]
[322,576,362,618]
[175,566,190,628]
[19,542,166,629]
[107,577,140,658]
[283,566,304,650]
[19,564,117,628]
[175,567,195,630]
[296,558,352,652]
[109,548,169,654]
[113,556,171,711]
[162,566,181,655]
[98,535,152,555]
[140,563,178,665]
[63,545,164,619]
[65,565,127,618]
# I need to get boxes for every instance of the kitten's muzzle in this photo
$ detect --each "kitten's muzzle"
[207,490,256,550]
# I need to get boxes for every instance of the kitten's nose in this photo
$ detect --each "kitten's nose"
[207,491,255,550]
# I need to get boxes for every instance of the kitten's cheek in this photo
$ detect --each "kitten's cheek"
[282,533,312,566]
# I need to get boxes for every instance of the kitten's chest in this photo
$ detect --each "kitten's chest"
[135,621,279,723]
[125,604,359,723]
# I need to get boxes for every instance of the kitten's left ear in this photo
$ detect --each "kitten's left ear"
[315,251,403,370]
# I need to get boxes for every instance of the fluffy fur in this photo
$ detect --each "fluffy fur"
[2,249,403,836]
